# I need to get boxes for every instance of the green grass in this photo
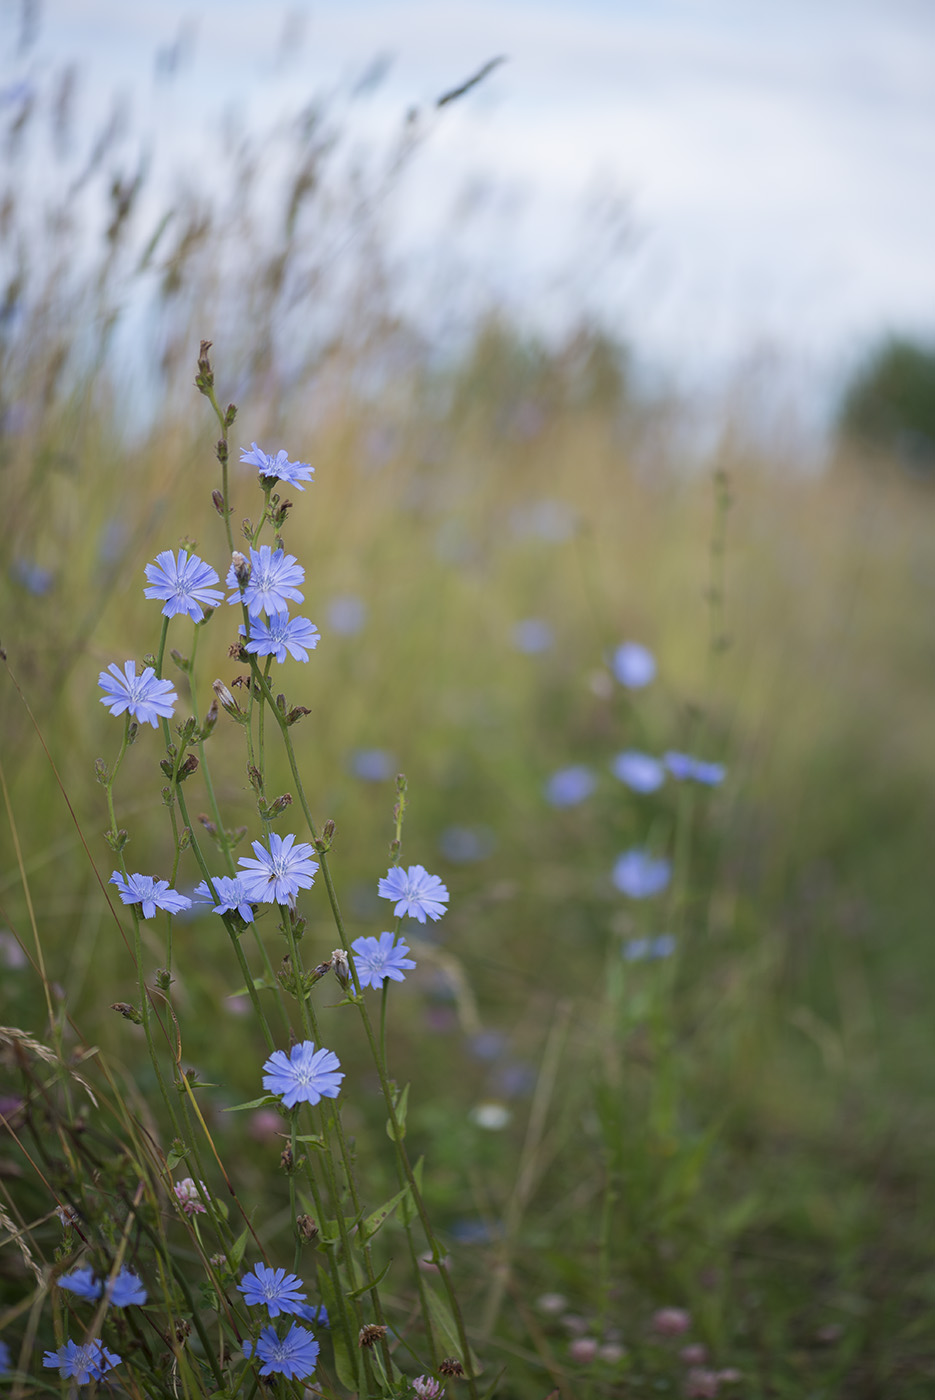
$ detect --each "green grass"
[1,80,935,1394]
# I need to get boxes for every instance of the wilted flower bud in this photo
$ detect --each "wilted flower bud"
[230,551,250,588]
[212,679,245,722]
[437,1358,464,1377]
[296,1213,318,1242]
[211,489,226,516]
[111,1001,142,1024]
[358,1324,388,1349]
[201,699,218,738]
[331,949,350,988]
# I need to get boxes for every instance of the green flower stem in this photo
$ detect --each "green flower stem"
[202,380,236,561]
[172,783,278,1053]
[280,918,393,1383]
[189,623,238,878]
[254,661,475,1387]
[355,992,478,1393]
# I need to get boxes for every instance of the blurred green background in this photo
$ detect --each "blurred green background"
[2,6,935,1396]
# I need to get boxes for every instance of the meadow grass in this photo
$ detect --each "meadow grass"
[2,70,935,1400]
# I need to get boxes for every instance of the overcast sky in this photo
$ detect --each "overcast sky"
[5,0,935,413]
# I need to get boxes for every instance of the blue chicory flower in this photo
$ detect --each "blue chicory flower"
[226,545,305,617]
[143,549,222,622]
[612,849,672,899]
[98,661,177,727]
[109,872,192,919]
[664,751,726,785]
[193,876,255,923]
[0,1339,10,1376]
[545,765,596,807]
[378,865,449,923]
[238,1263,307,1319]
[240,442,314,491]
[612,642,656,689]
[610,750,666,793]
[244,1323,320,1380]
[351,932,416,989]
[237,833,319,907]
[240,611,320,663]
[43,1339,121,1383]
[262,1040,344,1108]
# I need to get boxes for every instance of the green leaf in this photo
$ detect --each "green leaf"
[346,1257,393,1298]
[224,1094,281,1113]
[166,1143,188,1170]
[294,1134,324,1150]
[385,1082,410,1142]
[424,1287,482,1379]
[318,1266,360,1392]
[398,1157,424,1228]
[228,1228,249,1273]
[360,1185,412,1242]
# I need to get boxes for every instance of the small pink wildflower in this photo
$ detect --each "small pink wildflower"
[685,1368,720,1399]
[651,1307,691,1337]
[174,1178,208,1215]
[412,1378,444,1398]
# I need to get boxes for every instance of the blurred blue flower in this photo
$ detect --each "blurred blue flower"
[378,865,449,923]
[238,833,319,907]
[109,872,192,919]
[545,765,596,808]
[245,1323,319,1380]
[467,1029,507,1061]
[512,618,554,653]
[0,1339,10,1376]
[238,1263,307,1318]
[449,1218,502,1245]
[351,748,396,781]
[43,1340,120,1383]
[612,849,672,898]
[58,1266,101,1301]
[240,442,314,491]
[107,1268,147,1307]
[98,662,177,727]
[610,750,665,793]
[240,611,320,663]
[612,642,656,689]
[326,594,366,635]
[623,934,677,961]
[438,824,496,863]
[262,1040,344,1108]
[144,549,222,622]
[193,875,255,923]
[295,1302,329,1328]
[664,751,726,785]
[351,932,416,988]
[226,545,305,617]
[11,559,53,594]
[495,1060,537,1097]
